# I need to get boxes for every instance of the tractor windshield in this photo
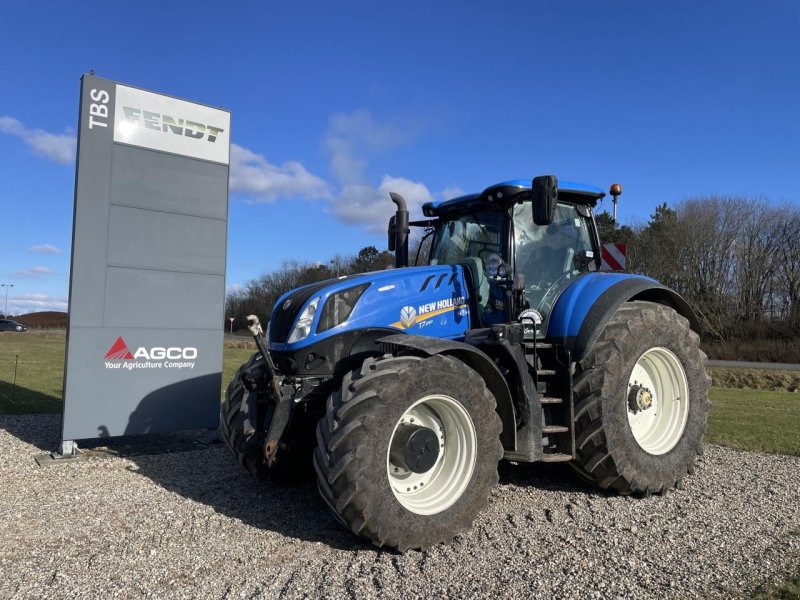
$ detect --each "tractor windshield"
[514,201,596,319]
[428,210,504,266]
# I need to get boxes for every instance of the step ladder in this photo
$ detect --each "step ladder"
[527,342,576,463]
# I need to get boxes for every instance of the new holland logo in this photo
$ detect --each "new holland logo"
[391,296,468,330]
[400,306,418,329]
[104,337,198,371]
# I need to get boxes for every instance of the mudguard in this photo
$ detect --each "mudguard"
[377,333,517,452]
[547,273,700,362]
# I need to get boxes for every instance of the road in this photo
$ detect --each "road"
[708,360,800,371]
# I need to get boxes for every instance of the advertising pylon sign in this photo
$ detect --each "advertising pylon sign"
[61,74,230,443]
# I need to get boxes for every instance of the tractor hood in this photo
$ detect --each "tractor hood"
[268,265,473,351]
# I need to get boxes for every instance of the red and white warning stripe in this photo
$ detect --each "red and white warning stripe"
[601,243,627,271]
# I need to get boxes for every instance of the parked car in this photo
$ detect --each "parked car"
[0,319,28,332]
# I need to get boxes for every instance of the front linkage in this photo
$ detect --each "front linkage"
[238,315,327,471]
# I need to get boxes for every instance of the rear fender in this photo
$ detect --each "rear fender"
[377,333,516,451]
[547,274,700,362]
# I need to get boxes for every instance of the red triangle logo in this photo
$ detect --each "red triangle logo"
[105,336,134,360]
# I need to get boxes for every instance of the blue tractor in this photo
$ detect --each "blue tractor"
[222,176,710,552]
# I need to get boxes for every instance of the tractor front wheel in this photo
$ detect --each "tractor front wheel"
[313,354,503,551]
[570,301,711,495]
[221,351,312,483]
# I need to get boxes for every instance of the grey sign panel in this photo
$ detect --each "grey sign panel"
[107,206,227,274]
[110,144,228,220]
[62,75,230,442]
[103,268,225,329]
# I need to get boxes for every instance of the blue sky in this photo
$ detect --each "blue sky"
[1,1,797,315]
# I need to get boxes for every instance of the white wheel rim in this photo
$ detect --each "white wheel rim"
[627,347,689,455]
[386,394,477,516]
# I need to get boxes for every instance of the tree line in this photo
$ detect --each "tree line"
[598,197,800,347]
[225,246,394,331]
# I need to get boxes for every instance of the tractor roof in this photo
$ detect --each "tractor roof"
[422,179,606,217]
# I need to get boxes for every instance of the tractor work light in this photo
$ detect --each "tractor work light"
[317,284,370,334]
[287,297,320,343]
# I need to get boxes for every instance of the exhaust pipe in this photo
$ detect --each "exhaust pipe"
[389,192,409,268]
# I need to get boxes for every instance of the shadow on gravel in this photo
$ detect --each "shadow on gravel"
[124,443,609,551]
[1,413,604,551]
[0,413,367,550]
[498,459,609,497]
[125,441,372,552]
[0,412,61,451]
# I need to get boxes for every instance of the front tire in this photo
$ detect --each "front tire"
[571,301,711,495]
[220,351,269,478]
[313,354,503,551]
[220,352,312,483]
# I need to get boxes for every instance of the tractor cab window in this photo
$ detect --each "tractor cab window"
[429,210,505,324]
[514,201,596,319]
[428,210,504,266]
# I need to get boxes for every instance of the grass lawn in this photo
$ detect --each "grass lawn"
[0,331,66,414]
[708,387,800,456]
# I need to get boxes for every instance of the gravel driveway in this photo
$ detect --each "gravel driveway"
[1,414,798,599]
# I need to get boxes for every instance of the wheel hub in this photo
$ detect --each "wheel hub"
[386,394,477,516]
[626,347,690,455]
[628,384,654,414]
[390,424,440,474]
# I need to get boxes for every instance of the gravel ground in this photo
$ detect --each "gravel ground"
[1,415,798,599]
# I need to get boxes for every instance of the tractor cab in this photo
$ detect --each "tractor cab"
[419,178,605,334]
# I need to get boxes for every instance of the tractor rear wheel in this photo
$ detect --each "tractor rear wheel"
[570,301,710,495]
[313,354,503,551]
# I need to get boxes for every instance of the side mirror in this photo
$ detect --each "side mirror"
[532,175,558,226]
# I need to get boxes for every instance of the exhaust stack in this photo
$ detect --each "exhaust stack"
[389,192,409,268]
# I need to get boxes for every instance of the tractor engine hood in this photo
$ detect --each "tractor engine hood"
[268,265,473,351]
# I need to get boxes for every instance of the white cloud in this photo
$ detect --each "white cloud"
[0,116,76,164]
[11,266,55,279]
[229,143,330,202]
[320,110,433,233]
[331,175,434,234]
[5,292,68,315]
[29,244,62,254]
[323,109,421,184]
[440,185,466,200]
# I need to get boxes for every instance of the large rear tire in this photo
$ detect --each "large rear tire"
[313,354,503,551]
[570,301,711,495]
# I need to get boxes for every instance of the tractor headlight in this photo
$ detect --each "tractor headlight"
[317,284,369,333]
[287,297,320,343]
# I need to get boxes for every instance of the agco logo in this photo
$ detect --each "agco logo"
[121,106,225,142]
[104,336,197,371]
